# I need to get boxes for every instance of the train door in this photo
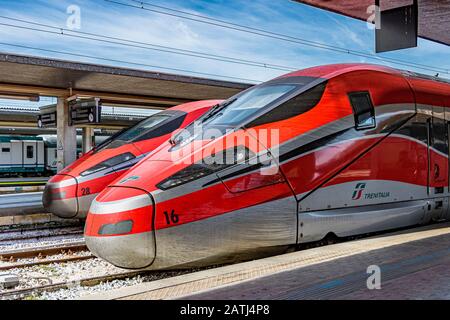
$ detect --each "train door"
[46,147,57,171]
[37,141,45,172]
[0,142,12,172]
[10,140,22,171]
[22,140,37,172]
[428,106,449,220]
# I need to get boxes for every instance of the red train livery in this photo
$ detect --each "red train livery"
[83,64,450,269]
[43,100,220,218]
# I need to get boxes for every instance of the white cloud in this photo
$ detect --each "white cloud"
[0,0,448,83]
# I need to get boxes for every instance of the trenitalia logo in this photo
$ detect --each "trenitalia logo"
[352,183,366,200]
[352,182,391,200]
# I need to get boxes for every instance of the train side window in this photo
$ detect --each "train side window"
[1,147,10,153]
[247,82,327,127]
[26,145,34,159]
[348,91,376,130]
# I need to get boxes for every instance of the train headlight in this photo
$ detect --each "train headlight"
[98,220,133,235]
[81,152,136,176]
[157,146,254,190]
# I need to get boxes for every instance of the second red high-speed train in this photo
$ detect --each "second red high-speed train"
[43,100,221,219]
[84,64,450,270]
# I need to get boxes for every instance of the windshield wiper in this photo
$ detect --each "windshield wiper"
[201,98,237,123]
[169,98,237,146]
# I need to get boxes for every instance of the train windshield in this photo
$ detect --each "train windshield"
[206,84,296,126]
[170,76,322,148]
[114,114,170,142]
[95,111,181,151]
[170,84,297,148]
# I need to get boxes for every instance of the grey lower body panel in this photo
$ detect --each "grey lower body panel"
[298,200,430,243]
[151,196,298,270]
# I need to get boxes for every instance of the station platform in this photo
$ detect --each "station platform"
[82,222,450,300]
[0,192,44,218]
[0,213,68,226]
[0,177,48,187]
[0,177,48,194]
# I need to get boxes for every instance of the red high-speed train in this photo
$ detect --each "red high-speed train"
[84,64,450,270]
[43,100,221,219]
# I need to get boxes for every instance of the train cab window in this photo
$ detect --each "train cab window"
[348,92,376,130]
[206,84,298,127]
[171,77,322,147]
[115,114,171,142]
[134,113,186,142]
[26,145,34,159]
[94,110,187,152]
[1,147,10,153]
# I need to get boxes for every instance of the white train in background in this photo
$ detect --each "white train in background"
[0,135,108,176]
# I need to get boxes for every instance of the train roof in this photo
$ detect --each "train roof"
[402,70,450,86]
[0,135,43,142]
[39,135,57,147]
[281,63,450,86]
[279,63,401,79]
[170,99,224,113]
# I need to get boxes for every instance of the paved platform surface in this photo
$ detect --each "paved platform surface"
[82,222,450,300]
[0,213,68,226]
[0,192,44,217]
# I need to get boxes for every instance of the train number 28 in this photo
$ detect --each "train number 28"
[163,209,179,225]
[80,187,91,196]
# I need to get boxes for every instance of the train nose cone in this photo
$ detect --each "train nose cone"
[43,174,79,218]
[84,187,155,269]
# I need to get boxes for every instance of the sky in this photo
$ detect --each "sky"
[0,0,449,109]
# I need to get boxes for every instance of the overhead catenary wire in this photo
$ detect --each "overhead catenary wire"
[0,15,296,73]
[0,42,262,83]
[128,0,450,73]
[0,9,448,77]
[104,0,450,75]
[0,2,447,82]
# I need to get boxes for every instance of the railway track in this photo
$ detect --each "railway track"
[0,241,202,300]
[0,229,83,243]
[0,241,98,299]
[0,241,87,261]
[0,255,94,271]
[1,222,437,300]
[0,221,83,234]
[0,270,148,299]
[0,222,84,247]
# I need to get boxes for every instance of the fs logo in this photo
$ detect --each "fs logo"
[352,183,366,200]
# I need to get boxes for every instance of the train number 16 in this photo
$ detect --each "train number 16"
[163,209,179,225]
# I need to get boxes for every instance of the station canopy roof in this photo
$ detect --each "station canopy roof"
[0,53,252,109]
[0,104,146,130]
[294,0,450,46]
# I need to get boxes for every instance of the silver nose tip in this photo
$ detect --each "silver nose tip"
[85,231,155,269]
[43,180,79,218]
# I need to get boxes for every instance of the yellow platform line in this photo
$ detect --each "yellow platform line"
[0,181,47,186]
